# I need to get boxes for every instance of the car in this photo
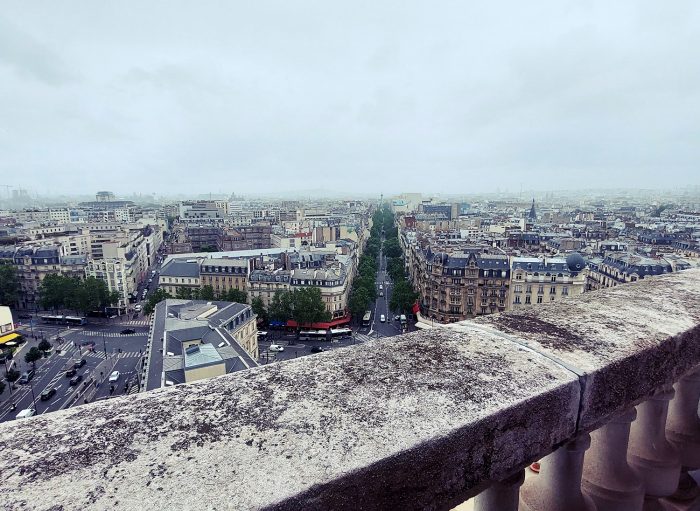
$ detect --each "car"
[134,304,142,311]
[15,408,36,420]
[394,315,401,321]
[268,344,284,352]
[108,370,120,382]
[379,284,383,290]
[379,291,384,297]
[69,374,83,386]
[120,328,136,335]
[65,368,77,378]
[380,314,386,323]
[310,346,325,353]
[18,370,35,384]
[148,278,153,284]
[40,388,57,401]
[73,358,86,369]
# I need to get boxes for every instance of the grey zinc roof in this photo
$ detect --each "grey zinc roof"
[159,259,200,278]
[184,344,223,369]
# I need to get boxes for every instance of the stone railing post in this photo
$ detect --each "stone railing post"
[473,470,524,511]
[664,366,700,505]
[582,407,643,510]
[628,386,681,506]
[520,434,596,511]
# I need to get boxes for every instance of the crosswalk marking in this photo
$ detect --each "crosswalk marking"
[85,351,143,359]
[354,333,383,343]
[81,331,145,338]
[122,320,150,327]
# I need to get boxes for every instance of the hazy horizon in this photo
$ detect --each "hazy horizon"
[1,1,699,196]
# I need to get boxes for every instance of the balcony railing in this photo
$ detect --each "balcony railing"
[1,270,700,510]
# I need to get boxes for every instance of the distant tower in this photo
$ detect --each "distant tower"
[380,193,383,206]
[528,198,537,220]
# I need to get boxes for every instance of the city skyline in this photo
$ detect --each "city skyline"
[2,1,700,195]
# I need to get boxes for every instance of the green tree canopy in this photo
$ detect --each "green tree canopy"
[389,279,419,314]
[143,288,172,315]
[269,290,292,322]
[24,347,42,368]
[221,288,247,303]
[0,263,19,306]
[290,287,331,326]
[348,286,371,320]
[199,285,216,300]
[38,339,52,352]
[383,238,402,259]
[251,296,268,323]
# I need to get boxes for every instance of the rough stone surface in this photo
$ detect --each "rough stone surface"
[0,270,699,510]
[0,329,577,511]
[470,270,700,430]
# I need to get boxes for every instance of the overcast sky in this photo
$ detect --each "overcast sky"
[1,1,698,197]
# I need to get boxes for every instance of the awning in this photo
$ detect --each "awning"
[286,316,351,329]
[0,333,21,345]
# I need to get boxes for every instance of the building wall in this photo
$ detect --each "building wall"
[0,306,14,335]
[184,362,226,383]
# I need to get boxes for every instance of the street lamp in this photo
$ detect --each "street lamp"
[102,332,108,360]
[28,380,38,411]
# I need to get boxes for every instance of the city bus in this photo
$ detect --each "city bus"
[39,315,87,326]
[39,315,64,325]
[330,328,352,339]
[64,316,87,326]
[298,330,328,341]
[362,311,372,327]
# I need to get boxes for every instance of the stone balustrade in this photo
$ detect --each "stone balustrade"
[1,269,699,510]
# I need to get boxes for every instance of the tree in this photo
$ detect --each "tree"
[290,287,331,327]
[39,274,71,311]
[0,263,19,306]
[176,287,194,300]
[143,288,172,315]
[0,380,5,396]
[383,238,403,259]
[38,339,52,352]
[6,368,20,383]
[348,287,370,321]
[387,257,405,282]
[24,347,42,368]
[200,244,218,252]
[269,290,292,322]
[71,277,112,315]
[251,296,268,324]
[390,279,419,314]
[200,285,215,300]
[221,288,247,303]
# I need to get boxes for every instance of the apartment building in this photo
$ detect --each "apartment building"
[158,259,201,296]
[248,269,291,307]
[587,253,674,290]
[199,258,249,296]
[510,254,586,309]
[290,263,351,321]
[85,259,129,309]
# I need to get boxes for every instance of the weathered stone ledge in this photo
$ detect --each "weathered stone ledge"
[0,270,698,511]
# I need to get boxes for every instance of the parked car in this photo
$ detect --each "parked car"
[73,358,86,369]
[269,344,284,352]
[310,346,325,353]
[65,368,77,378]
[69,374,83,386]
[15,408,36,419]
[120,328,136,335]
[40,388,57,401]
[380,314,386,323]
[134,304,142,312]
[18,370,35,384]
[108,370,120,382]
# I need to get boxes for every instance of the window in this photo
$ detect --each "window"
[562,286,569,296]
[551,276,556,282]
[514,296,521,304]
[526,285,532,294]
[550,286,556,294]
[514,284,522,293]
[537,295,543,304]
[538,285,544,294]
[525,296,531,304]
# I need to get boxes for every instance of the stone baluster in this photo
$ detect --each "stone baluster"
[520,434,596,511]
[582,408,644,511]
[663,366,700,506]
[473,470,524,511]
[628,386,681,508]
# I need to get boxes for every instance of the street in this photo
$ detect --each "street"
[0,320,150,422]
[257,238,414,364]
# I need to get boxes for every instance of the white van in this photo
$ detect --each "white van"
[380,314,386,323]
[16,408,36,420]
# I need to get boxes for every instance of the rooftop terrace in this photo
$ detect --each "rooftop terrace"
[1,270,699,510]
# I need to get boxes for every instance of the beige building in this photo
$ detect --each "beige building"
[509,255,586,309]
[158,259,201,296]
[199,258,249,296]
[248,269,291,307]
